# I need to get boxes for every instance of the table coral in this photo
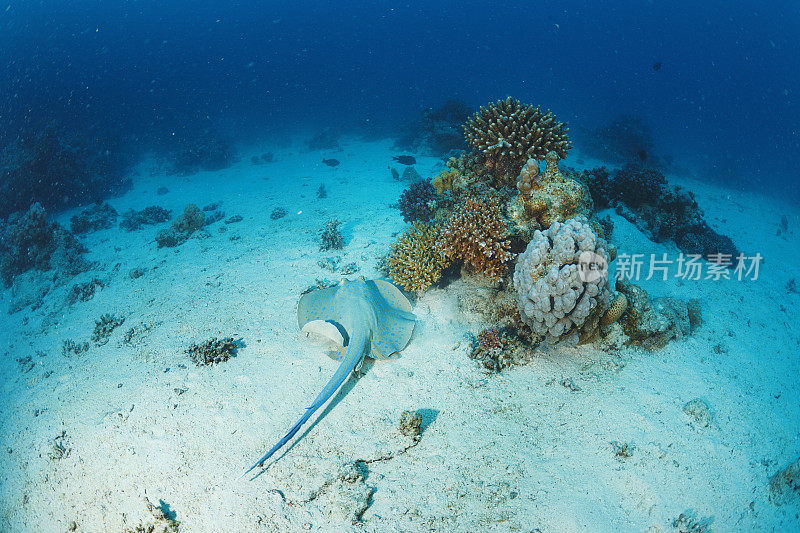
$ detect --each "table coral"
[513,216,614,345]
[464,97,572,180]
[389,222,450,293]
[438,196,513,282]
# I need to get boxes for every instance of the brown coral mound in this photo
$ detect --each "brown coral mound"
[389,222,451,293]
[464,97,572,178]
[439,197,513,281]
[507,155,594,239]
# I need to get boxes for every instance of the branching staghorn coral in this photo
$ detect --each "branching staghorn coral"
[389,222,451,293]
[464,97,572,179]
[438,196,513,281]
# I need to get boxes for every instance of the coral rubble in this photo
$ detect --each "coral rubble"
[70,202,118,234]
[120,206,172,231]
[319,219,344,251]
[187,337,238,366]
[91,313,125,345]
[464,97,571,180]
[439,196,512,281]
[155,204,205,248]
[614,279,698,349]
[389,222,451,293]
[513,216,615,345]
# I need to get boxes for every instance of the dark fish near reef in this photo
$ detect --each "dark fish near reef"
[637,149,648,162]
[652,61,662,71]
[242,278,416,477]
[322,158,340,167]
[392,155,416,165]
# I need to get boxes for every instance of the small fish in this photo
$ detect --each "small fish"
[652,61,662,71]
[322,158,340,167]
[637,149,648,162]
[392,155,416,166]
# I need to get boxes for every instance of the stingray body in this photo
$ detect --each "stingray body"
[244,277,415,476]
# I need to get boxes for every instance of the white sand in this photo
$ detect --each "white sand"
[0,138,798,531]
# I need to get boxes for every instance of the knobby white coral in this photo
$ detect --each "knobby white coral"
[513,216,612,345]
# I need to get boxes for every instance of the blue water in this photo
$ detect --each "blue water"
[2,1,797,194]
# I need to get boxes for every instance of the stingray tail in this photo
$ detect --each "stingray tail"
[242,329,369,478]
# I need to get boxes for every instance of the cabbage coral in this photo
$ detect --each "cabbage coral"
[464,97,572,177]
[439,197,513,281]
[389,222,451,293]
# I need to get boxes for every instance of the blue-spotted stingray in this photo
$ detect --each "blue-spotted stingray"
[243,277,416,477]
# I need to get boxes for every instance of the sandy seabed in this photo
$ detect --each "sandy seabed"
[0,137,799,532]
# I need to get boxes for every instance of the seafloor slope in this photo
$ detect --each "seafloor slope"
[0,138,798,531]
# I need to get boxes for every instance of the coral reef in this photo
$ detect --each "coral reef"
[70,202,118,234]
[397,181,437,222]
[439,196,512,281]
[580,165,741,262]
[507,154,594,239]
[155,204,205,248]
[91,313,125,345]
[614,279,698,349]
[464,97,571,180]
[187,337,237,366]
[120,206,172,231]
[513,217,615,345]
[432,169,462,195]
[0,203,89,287]
[0,124,132,218]
[270,207,287,220]
[319,219,344,251]
[389,222,451,293]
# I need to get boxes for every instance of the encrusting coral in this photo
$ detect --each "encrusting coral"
[513,216,616,345]
[464,97,572,180]
[600,293,628,327]
[438,196,513,282]
[389,222,451,293]
[507,153,593,239]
